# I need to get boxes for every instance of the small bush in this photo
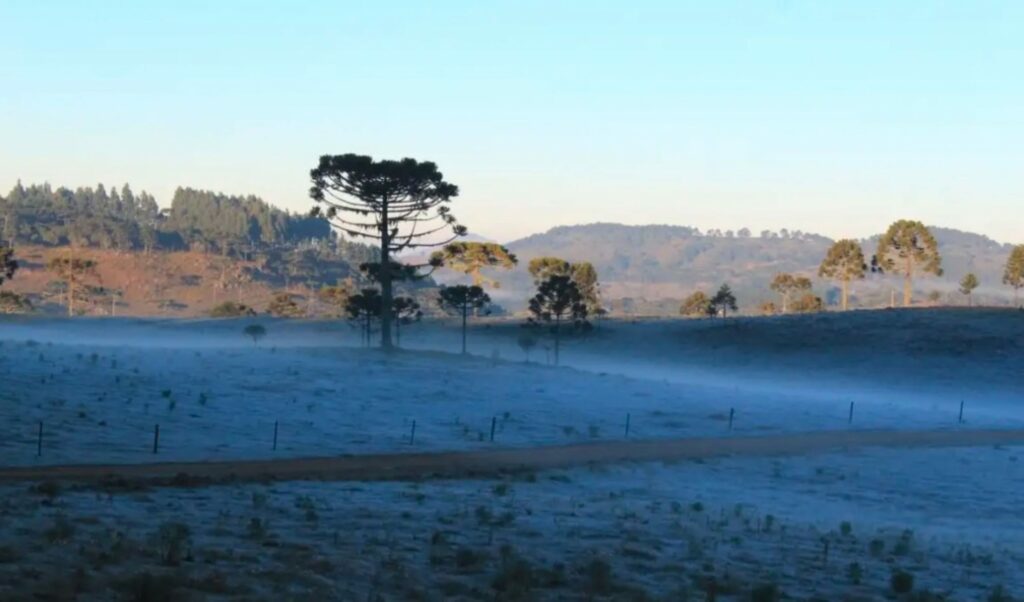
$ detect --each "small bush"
[751,583,780,602]
[156,522,191,566]
[45,514,75,543]
[891,570,915,594]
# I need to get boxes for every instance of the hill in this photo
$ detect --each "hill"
[474,223,1018,313]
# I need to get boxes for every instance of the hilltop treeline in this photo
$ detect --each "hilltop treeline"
[0,182,334,255]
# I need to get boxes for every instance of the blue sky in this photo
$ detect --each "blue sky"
[2,1,1021,243]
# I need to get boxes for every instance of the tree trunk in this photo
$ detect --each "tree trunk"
[379,201,394,350]
[903,257,913,307]
[553,315,561,365]
[461,303,468,355]
[841,279,849,311]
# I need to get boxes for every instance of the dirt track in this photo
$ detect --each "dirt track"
[2,428,1023,487]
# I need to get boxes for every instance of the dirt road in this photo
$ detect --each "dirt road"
[2,428,1022,487]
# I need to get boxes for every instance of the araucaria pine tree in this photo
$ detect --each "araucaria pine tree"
[818,239,867,311]
[959,273,979,307]
[46,253,98,316]
[769,273,812,313]
[874,220,942,307]
[437,285,491,354]
[310,154,464,349]
[528,275,588,365]
[431,242,517,288]
[1003,244,1024,307]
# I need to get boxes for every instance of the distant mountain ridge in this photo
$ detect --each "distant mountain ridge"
[461,222,1017,312]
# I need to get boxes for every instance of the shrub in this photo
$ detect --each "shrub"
[156,522,191,566]
[751,583,780,602]
[210,301,256,318]
[891,570,915,594]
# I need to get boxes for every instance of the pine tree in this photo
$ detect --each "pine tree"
[437,285,491,354]
[710,284,738,318]
[770,273,812,313]
[874,220,942,307]
[432,242,517,288]
[959,273,979,307]
[1003,245,1024,308]
[310,154,464,350]
[818,239,867,311]
[528,275,588,365]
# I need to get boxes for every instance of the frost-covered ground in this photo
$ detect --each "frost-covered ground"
[1,312,1022,599]
[1,316,1017,466]
[0,445,1020,600]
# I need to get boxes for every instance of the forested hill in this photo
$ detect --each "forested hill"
[0,182,335,255]
[490,223,1016,312]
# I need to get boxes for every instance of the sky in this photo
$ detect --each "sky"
[1,1,1022,243]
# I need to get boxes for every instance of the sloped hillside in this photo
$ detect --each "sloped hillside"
[1,246,362,317]
[479,223,1018,313]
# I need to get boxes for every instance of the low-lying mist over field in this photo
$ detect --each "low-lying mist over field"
[1,309,1022,599]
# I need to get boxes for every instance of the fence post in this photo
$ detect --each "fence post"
[409,419,417,445]
[728,408,735,430]
[624,413,631,438]
[848,402,855,424]
[272,420,279,451]
[959,400,965,424]
[152,424,160,454]
[37,421,43,457]
[490,416,497,442]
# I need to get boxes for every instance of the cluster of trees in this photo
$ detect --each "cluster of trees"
[0,181,347,259]
[679,285,738,318]
[0,244,29,314]
[678,220,1024,317]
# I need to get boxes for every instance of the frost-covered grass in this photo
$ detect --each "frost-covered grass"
[1,320,1012,466]
[0,445,1020,600]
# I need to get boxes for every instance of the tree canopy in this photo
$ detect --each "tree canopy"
[959,273,979,306]
[818,239,867,310]
[769,273,812,313]
[431,242,517,288]
[709,284,738,318]
[527,256,601,314]
[528,274,588,365]
[1003,245,1024,307]
[679,291,712,318]
[874,220,943,307]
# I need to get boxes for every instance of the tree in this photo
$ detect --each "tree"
[0,291,32,314]
[0,246,16,287]
[267,293,305,318]
[517,331,538,363]
[818,239,867,311]
[431,242,517,288]
[345,289,384,347]
[437,285,491,354]
[243,323,267,345]
[789,292,824,313]
[1003,245,1024,307]
[679,291,712,318]
[959,273,979,307]
[528,275,588,365]
[769,273,812,313]
[310,154,464,350]
[709,284,738,318]
[391,296,422,347]
[46,253,98,316]
[874,220,942,307]
[527,257,602,314]
[210,301,256,317]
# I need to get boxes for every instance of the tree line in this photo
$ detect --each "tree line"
[0,181,332,255]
